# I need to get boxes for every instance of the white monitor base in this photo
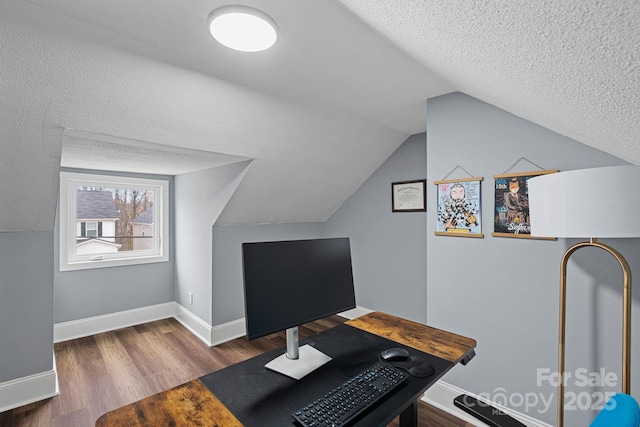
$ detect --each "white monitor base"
[265,344,332,380]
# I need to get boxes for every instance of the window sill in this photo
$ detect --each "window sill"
[60,254,169,272]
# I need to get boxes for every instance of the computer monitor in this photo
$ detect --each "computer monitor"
[242,237,356,379]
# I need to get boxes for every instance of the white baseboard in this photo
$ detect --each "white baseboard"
[52,302,247,348]
[211,317,247,346]
[53,302,245,348]
[172,303,215,346]
[54,302,175,343]
[175,305,371,347]
[338,306,374,319]
[54,304,375,346]
[172,303,247,347]
[422,380,553,427]
[0,368,58,413]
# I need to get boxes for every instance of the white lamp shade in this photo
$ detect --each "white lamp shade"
[528,165,640,238]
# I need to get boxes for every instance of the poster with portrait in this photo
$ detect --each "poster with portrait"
[492,170,558,239]
[434,177,483,238]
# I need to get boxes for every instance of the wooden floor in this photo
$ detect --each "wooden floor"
[0,315,473,427]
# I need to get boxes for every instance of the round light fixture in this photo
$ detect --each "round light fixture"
[208,6,278,52]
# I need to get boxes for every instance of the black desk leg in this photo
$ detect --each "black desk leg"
[399,400,418,427]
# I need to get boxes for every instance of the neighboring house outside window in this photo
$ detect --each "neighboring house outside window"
[76,190,121,255]
[59,171,169,271]
[131,207,154,251]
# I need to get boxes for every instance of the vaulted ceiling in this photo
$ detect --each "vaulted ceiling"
[1,0,638,231]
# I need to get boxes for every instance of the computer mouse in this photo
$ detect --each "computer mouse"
[380,347,410,362]
[409,362,435,377]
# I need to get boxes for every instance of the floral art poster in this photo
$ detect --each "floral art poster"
[435,177,483,238]
[492,170,557,238]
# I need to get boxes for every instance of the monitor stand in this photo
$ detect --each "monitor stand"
[264,326,331,380]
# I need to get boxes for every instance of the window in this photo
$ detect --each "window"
[84,221,99,237]
[60,171,169,271]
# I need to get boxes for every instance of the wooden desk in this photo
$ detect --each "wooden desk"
[96,312,476,427]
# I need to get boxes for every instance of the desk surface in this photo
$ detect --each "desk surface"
[96,312,476,427]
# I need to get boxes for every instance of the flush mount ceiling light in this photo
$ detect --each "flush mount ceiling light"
[208,5,278,52]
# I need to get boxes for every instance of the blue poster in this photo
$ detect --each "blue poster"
[435,179,482,236]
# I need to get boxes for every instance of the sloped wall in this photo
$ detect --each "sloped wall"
[426,92,638,426]
[209,133,427,326]
[323,133,427,322]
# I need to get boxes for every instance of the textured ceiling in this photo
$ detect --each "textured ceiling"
[61,130,252,176]
[1,0,638,231]
[338,0,640,164]
[0,0,451,230]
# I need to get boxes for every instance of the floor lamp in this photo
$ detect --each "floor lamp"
[528,165,639,427]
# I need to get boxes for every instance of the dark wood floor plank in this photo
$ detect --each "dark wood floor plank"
[0,400,51,427]
[93,331,149,405]
[164,330,227,373]
[0,315,470,427]
[53,339,93,420]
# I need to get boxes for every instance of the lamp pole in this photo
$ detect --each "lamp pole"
[557,238,631,427]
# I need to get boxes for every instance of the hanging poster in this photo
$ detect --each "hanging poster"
[492,170,557,239]
[434,177,483,238]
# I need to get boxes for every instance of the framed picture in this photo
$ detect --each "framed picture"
[492,170,558,239]
[434,177,483,238]
[392,180,426,212]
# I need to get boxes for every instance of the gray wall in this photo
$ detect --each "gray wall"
[0,232,54,383]
[324,133,427,323]
[53,134,426,329]
[426,92,639,425]
[54,160,250,325]
[54,169,176,323]
[209,133,428,326]
[40,91,640,425]
[211,222,324,325]
[174,160,252,324]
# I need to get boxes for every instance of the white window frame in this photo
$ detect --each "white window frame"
[59,171,169,271]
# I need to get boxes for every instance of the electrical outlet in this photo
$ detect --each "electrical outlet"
[188,292,193,305]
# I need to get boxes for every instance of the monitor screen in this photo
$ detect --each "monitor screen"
[242,237,356,341]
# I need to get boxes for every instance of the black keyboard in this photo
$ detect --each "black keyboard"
[291,362,409,427]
